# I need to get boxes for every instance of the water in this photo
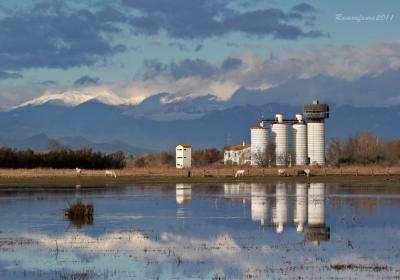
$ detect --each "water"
[0,182,400,279]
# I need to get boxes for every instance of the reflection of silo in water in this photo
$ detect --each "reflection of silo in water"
[272,183,287,234]
[176,184,192,205]
[224,183,240,198]
[251,184,269,226]
[294,183,307,232]
[305,183,330,243]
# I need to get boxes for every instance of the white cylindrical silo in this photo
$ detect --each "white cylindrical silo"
[292,114,307,166]
[304,100,329,166]
[294,183,307,232]
[307,122,325,166]
[251,126,268,166]
[271,113,288,166]
[308,183,325,226]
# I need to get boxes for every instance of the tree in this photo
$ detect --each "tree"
[47,139,68,152]
[253,150,268,167]
[160,152,175,166]
[252,142,275,167]
[133,156,146,167]
[326,138,343,166]
[192,148,222,166]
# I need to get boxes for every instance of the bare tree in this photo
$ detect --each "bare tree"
[326,138,343,166]
[253,142,276,167]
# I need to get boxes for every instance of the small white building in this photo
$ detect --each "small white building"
[224,142,251,165]
[176,144,192,168]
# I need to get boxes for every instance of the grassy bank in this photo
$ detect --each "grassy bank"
[0,166,399,187]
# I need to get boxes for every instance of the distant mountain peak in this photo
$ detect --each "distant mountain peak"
[14,89,131,109]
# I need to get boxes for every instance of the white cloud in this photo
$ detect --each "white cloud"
[2,41,400,109]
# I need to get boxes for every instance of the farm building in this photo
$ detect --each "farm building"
[224,142,251,165]
[176,144,192,168]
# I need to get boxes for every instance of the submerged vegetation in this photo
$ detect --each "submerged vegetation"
[0,147,126,169]
[65,201,94,228]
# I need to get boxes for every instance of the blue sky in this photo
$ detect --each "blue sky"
[0,0,399,107]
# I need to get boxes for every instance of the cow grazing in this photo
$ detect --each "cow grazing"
[76,168,82,176]
[105,170,117,178]
[235,169,245,178]
[297,169,311,177]
[278,169,287,177]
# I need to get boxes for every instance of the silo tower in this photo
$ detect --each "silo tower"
[292,113,307,166]
[250,122,268,166]
[271,113,289,166]
[303,100,329,166]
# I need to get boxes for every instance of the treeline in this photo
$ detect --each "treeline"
[132,148,222,167]
[0,147,126,169]
[327,133,400,166]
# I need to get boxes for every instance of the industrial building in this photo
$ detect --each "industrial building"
[176,144,192,168]
[223,142,251,165]
[250,123,268,166]
[303,101,329,165]
[251,100,329,167]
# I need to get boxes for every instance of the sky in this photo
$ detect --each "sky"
[0,0,399,108]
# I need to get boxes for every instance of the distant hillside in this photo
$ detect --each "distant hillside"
[0,100,398,153]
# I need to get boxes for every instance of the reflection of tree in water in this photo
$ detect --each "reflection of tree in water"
[65,201,94,228]
[328,184,400,213]
[330,197,381,214]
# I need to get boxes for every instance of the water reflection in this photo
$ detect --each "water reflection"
[305,183,330,243]
[223,182,329,239]
[176,184,192,205]
[0,182,399,279]
[251,184,269,226]
[294,183,307,232]
[272,183,288,234]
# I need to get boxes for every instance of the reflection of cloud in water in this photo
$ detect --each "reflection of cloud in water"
[2,228,396,279]
[22,231,271,278]
[1,182,400,278]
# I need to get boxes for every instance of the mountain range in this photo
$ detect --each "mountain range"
[1,72,399,154]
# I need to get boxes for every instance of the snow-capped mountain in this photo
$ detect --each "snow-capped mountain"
[14,90,131,108]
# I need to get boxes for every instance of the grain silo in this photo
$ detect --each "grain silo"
[250,123,268,166]
[271,113,288,166]
[303,100,329,165]
[292,113,307,166]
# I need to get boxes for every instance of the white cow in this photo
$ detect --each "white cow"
[297,169,311,177]
[75,168,82,176]
[235,169,245,178]
[278,169,287,177]
[105,170,117,178]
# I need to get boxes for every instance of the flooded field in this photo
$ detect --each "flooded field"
[0,182,400,279]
